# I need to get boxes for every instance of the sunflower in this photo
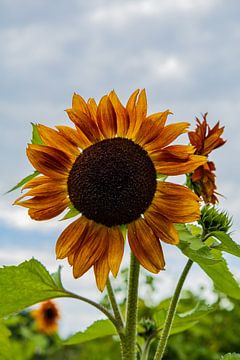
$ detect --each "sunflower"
[32,300,60,335]
[188,113,226,204]
[15,89,207,291]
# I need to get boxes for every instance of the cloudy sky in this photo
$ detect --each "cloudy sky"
[1,0,240,337]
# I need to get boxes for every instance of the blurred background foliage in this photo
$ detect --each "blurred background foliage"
[2,268,240,360]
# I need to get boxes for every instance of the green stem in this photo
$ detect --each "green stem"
[66,291,118,329]
[124,252,140,360]
[153,259,193,360]
[106,278,124,330]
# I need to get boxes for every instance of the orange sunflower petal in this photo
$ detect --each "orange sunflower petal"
[128,218,165,273]
[55,125,91,149]
[87,98,98,121]
[28,200,69,220]
[97,95,117,138]
[144,210,179,245]
[37,124,79,157]
[72,93,91,117]
[151,182,200,223]
[94,252,110,292]
[109,90,129,136]
[153,154,207,176]
[21,175,50,190]
[145,122,190,153]
[56,216,89,259]
[108,226,124,277]
[72,224,108,278]
[135,110,172,146]
[127,89,147,139]
[26,144,72,178]
[66,109,101,143]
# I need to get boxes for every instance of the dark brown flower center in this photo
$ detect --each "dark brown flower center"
[44,308,55,320]
[67,138,157,227]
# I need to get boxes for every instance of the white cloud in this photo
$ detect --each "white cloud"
[90,0,217,27]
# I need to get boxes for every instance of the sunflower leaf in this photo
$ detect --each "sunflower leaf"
[0,259,70,318]
[6,171,40,193]
[51,266,64,290]
[64,319,117,345]
[154,302,214,336]
[197,249,240,300]
[211,231,240,257]
[31,123,43,145]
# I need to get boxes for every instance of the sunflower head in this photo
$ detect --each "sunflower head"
[31,300,60,335]
[188,113,226,204]
[14,89,207,290]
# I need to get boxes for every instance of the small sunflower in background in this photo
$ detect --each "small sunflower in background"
[188,113,226,204]
[32,300,60,335]
[14,89,207,290]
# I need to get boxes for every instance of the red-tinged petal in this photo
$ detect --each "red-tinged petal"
[145,122,190,153]
[94,252,110,292]
[56,216,89,259]
[108,226,124,277]
[97,95,117,138]
[72,225,108,278]
[26,144,72,178]
[128,218,165,273]
[131,89,147,139]
[66,109,101,143]
[72,93,91,117]
[135,110,172,146]
[126,89,140,137]
[56,125,91,149]
[109,90,129,136]
[151,182,200,223]
[144,210,179,245]
[28,200,69,220]
[37,124,79,157]
[154,154,207,176]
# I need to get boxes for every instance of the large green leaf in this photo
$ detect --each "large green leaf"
[212,231,240,257]
[6,171,40,194]
[221,354,240,360]
[0,259,70,318]
[177,224,220,265]
[64,319,117,345]
[0,321,12,360]
[176,224,240,300]
[154,302,214,336]
[198,249,240,300]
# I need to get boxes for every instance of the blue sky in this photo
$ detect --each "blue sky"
[1,0,240,337]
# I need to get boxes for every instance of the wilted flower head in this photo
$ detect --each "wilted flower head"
[31,300,60,335]
[188,113,226,204]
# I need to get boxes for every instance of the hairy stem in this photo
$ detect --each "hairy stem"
[124,252,140,360]
[153,259,193,360]
[107,277,124,330]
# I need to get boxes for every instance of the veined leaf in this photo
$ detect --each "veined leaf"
[6,171,40,194]
[199,249,240,300]
[212,231,240,257]
[64,319,117,345]
[0,259,70,318]
[154,302,214,336]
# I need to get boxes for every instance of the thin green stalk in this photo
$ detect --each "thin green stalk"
[66,291,118,329]
[124,252,140,360]
[153,259,193,360]
[106,277,124,330]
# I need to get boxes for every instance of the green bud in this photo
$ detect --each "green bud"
[138,318,157,338]
[199,205,232,234]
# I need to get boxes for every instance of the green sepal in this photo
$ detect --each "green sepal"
[6,171,40,194]
[31,123,43,145]
[60,204,80,221]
